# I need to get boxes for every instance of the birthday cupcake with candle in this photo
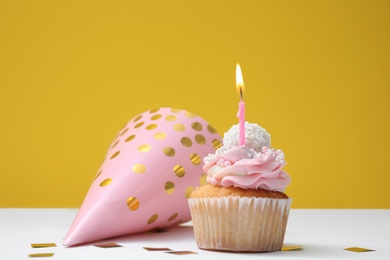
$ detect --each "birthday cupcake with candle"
[188,64,292,252]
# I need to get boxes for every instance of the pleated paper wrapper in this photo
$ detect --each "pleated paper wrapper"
[188,196,292,252]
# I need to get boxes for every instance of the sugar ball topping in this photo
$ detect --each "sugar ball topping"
[203,122,271,164]
[223,122,270,151]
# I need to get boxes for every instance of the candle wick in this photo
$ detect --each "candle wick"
[239,87,244,101]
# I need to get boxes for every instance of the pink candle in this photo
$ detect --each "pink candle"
[236,64,245,146]
[237,98,245,146]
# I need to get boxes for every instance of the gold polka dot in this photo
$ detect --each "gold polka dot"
[207,124,218,134]
[163,147,175,157]
[212,139,222,149]
[165,181,175,194]
[154,132,167,140]
[120,128,129,136]
[133,115,142,122]
[149,108,160,113]
[138,144,151,152]
[151,114,162,120]
[99,178,112,187]
[195,134,206,145]
[111,140,120,149]
[94,170,102,180]
[171,108,182,113]
[168,213,178,222]
[180,137,192,147]
[165,115,177,121]
[185,186,194,198]
[126,197,139,211]
[133,164,146,174]
[173,123,185,131]
[174,165,185,178]
[184,111,196,118]
[125,135,136,142]
[110,151,120,159]
[199,174,207,186]
[135,122,144,128]
[190,153,201,165]
[147,214,158,224]
[191,122,203,131]
[146,124,157,130]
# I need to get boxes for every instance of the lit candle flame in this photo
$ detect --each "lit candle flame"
[236,63,244,101]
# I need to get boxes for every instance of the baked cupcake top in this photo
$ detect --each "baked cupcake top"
[203,122,291,192]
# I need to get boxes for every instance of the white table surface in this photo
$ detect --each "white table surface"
[1,208,389,259]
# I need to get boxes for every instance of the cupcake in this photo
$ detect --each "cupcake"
[188,122,292,252]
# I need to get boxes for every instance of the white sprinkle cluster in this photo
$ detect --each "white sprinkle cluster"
[204,122,271,164]
[223,122,270,151]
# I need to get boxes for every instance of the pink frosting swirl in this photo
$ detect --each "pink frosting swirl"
[203,146,290,192]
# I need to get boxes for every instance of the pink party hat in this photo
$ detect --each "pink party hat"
[63,107,221,246]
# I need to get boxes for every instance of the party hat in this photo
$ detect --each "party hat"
[63,107,221,246]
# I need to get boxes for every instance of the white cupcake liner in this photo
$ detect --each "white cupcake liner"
[188,196,292,252]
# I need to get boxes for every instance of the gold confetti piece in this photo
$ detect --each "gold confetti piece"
[28,253,54,257]
[166,251,198,255]
[94,242,122,248]
[143,247,172,251]
[31,243,57,248]
[344,247,375,252]
[281,245,303,251]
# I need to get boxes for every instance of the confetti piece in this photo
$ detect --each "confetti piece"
[31,243,57,248]
[143,247,172,251]
[94,242,122,248]
[344,247,375,252]
[281,245,303,251]
[166,251,198,255]
[28,253,54,257]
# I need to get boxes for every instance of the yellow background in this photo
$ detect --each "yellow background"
[0,0,389,208]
